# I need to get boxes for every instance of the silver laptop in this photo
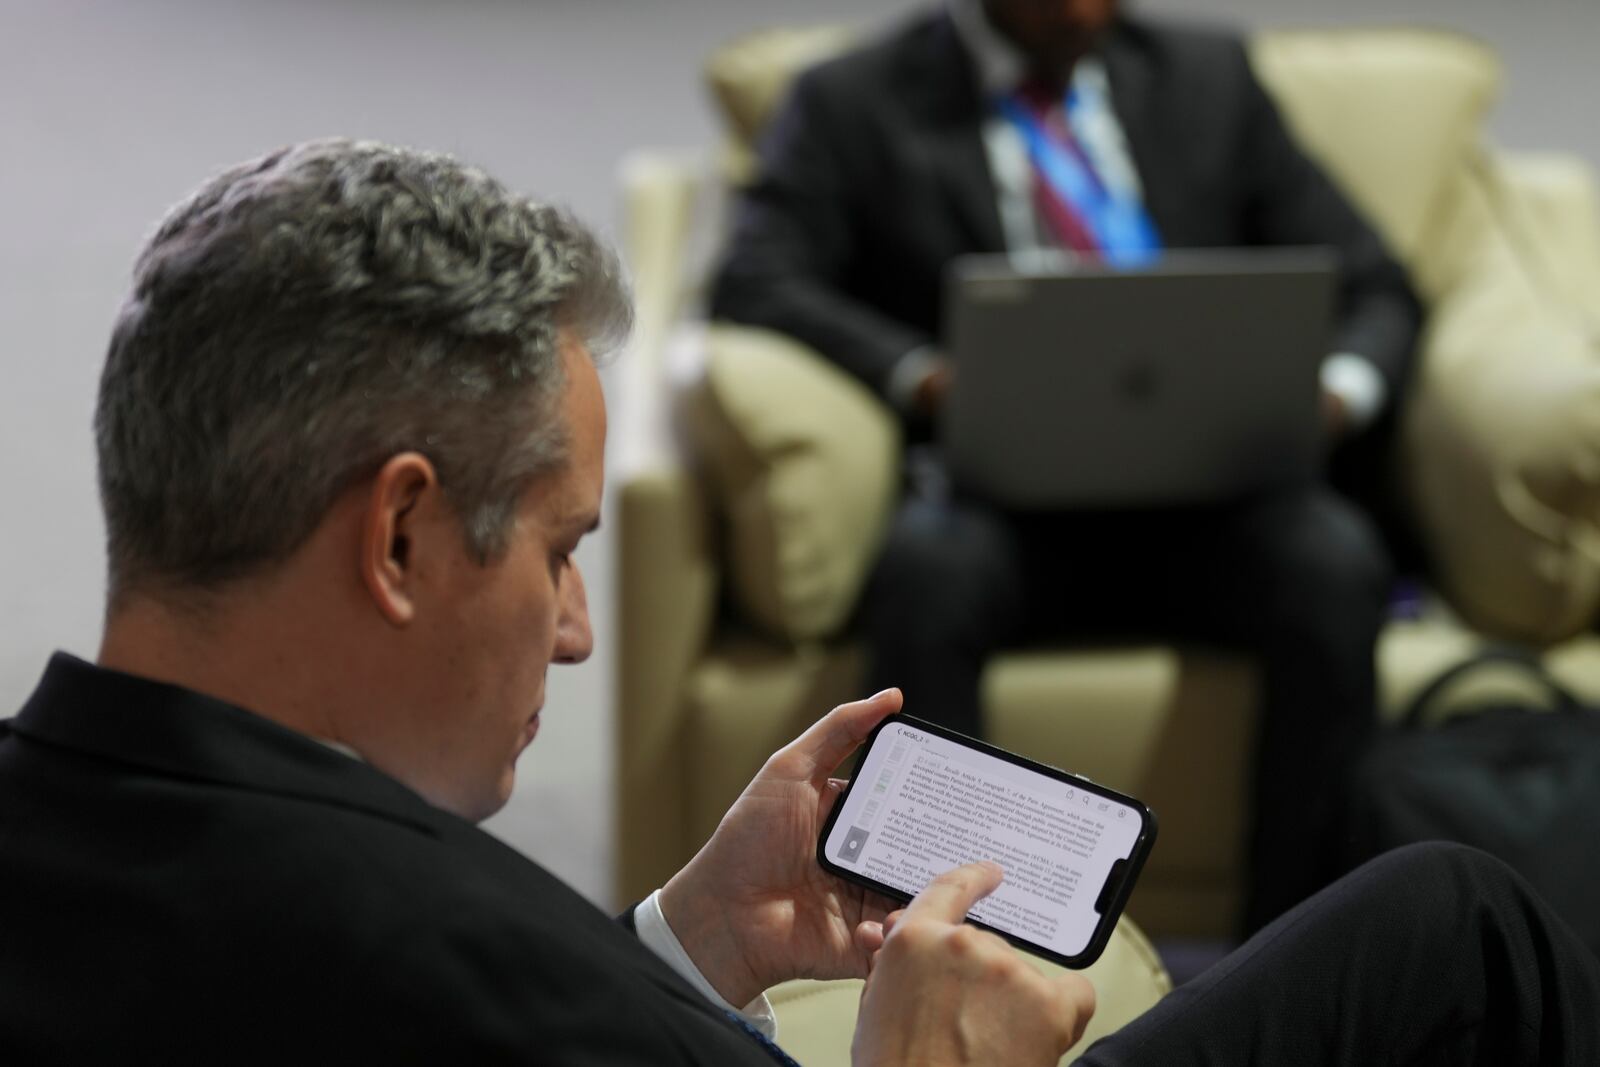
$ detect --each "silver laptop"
[940,248,1337,509]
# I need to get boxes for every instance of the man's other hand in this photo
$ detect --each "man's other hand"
[852,862,1097,1066]
[1321,386,1350,440]
[659,689,904,1007]
[913,360,955,418]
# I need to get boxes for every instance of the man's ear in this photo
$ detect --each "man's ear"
[359,452,441,627]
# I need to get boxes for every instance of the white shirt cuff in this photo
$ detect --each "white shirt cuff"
[1320,352,1388,431]
[634,890,779,1041]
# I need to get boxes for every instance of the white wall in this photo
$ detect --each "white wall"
[2,0,1595,910]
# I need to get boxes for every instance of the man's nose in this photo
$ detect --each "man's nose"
[554,562,593,665]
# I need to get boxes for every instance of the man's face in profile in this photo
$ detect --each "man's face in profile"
[982,0,1121,73]
[389,337,606,823]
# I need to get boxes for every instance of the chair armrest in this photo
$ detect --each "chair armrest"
[684,324,901,642]
[614,460,719,903]
[614,152,727,902]
[1402,148,1600,642]
[619,151,708,367]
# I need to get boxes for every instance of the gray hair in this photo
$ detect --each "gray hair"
[95,138,631,604]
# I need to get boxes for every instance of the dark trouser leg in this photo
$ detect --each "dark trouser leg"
[865,484,1386,928]
[861,494,1025,737]
[1156,489,1390,932]
[1080,843,1600,1066]
[1019,488,1389,931]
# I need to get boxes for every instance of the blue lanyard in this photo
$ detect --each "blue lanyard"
[998,86,1162,267]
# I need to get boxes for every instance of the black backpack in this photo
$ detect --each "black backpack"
[1344,646,1600,957]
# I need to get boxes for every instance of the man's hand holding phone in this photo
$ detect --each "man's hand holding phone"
[660,692,1128,1063]
[659,689,907,1006]
[855,861,1097,1067]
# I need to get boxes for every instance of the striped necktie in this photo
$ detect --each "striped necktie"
[1013,75,1103,254]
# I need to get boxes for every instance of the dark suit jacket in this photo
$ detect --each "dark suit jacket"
[0,654,772,1065]
[711,9,1422,420]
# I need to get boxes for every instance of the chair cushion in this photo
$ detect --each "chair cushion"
[682,324,901,641]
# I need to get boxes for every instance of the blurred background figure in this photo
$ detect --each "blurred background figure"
[711,0,1421,933]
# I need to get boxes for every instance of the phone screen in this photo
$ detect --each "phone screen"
[818,715,1156,967]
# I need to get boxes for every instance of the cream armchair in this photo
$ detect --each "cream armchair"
[614,23,1600,978]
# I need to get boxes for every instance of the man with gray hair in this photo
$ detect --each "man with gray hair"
[0,137,1093,1063]
[1,139,1596,1065]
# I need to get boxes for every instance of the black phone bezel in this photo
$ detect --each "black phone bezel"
[816,713,1158,969]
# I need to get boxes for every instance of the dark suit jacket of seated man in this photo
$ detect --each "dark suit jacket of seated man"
[710,0,1426,931]
[4,138,1595,1067]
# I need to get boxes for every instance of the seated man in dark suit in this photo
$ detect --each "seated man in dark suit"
[711,0,1424,931]
[2,138,1594,1066]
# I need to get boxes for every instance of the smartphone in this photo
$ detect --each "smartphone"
[817,714,1157,969]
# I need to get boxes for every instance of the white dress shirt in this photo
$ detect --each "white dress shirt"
[635,889,780,1039]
